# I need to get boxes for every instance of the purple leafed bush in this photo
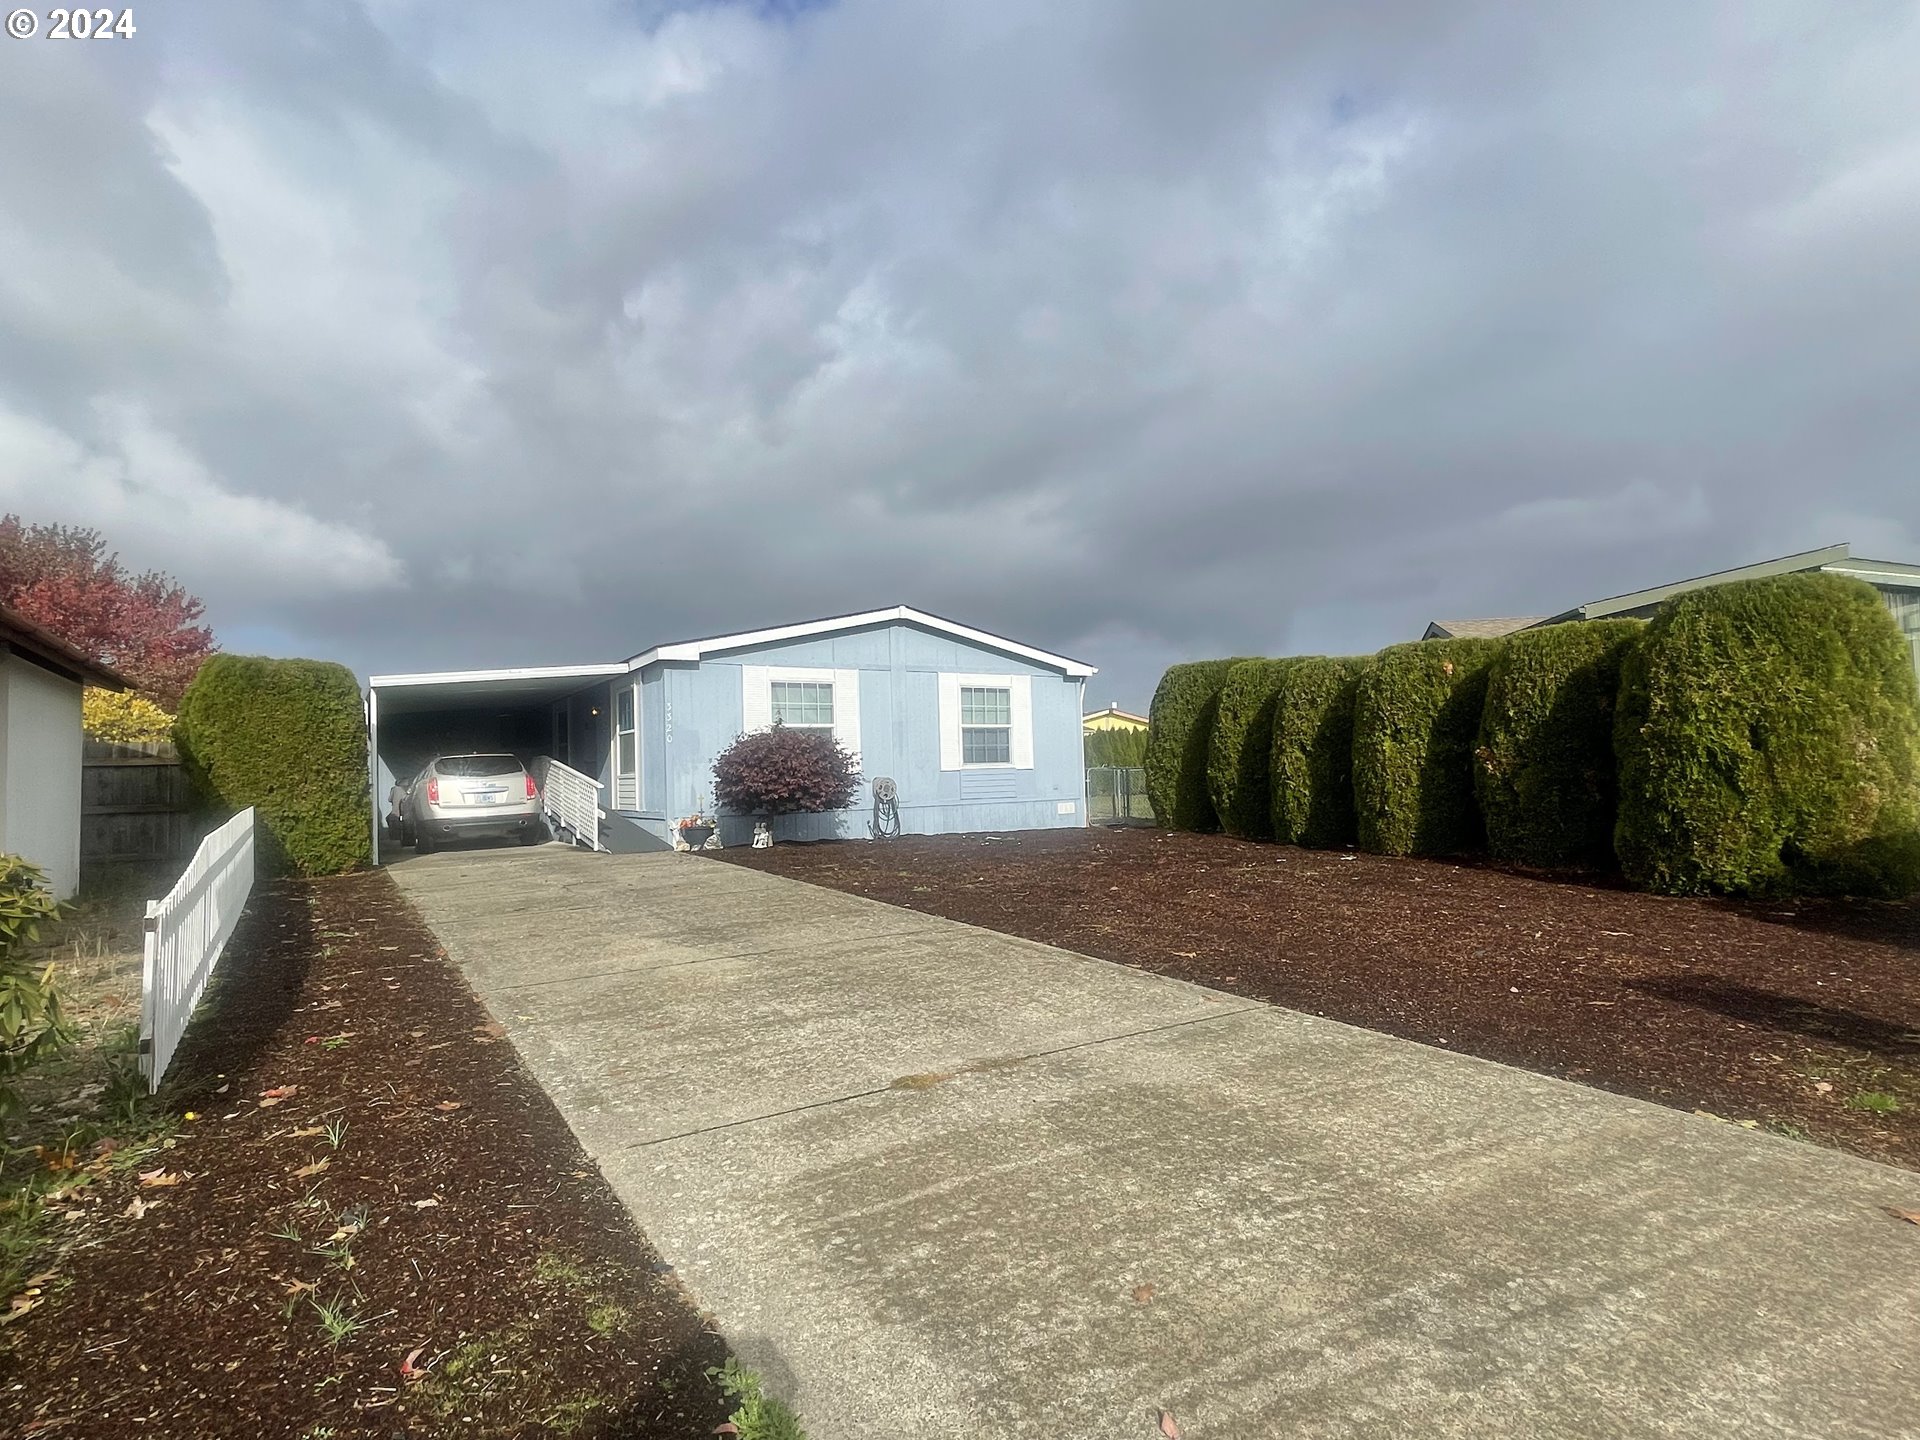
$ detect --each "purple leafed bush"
[711,722,860,816]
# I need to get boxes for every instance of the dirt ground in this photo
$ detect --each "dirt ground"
[0,869,730,1439]
[718,827,1920,1171]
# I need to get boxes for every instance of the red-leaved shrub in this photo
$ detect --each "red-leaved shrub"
[711,722,860,815]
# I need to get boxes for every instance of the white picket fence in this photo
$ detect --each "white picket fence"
[140,807,256,1091]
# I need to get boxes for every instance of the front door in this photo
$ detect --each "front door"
[614,685,638,810]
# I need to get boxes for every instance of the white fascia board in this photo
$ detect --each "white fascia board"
[625,605,1097,678]
[369,663,629,690]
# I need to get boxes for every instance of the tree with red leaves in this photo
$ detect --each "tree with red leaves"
[711,722,860,817]
[0,516,216,708]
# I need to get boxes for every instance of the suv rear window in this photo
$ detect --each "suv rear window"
[436,755,524,777]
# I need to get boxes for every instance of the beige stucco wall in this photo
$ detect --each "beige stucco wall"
[0,652,86,900]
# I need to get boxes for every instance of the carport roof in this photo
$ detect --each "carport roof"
[368,663,628,716]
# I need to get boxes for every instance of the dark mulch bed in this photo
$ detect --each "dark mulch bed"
[0,870,729,1438]
[718,827,1920,1170]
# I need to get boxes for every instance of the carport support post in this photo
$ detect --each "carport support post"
[367,684,381,865]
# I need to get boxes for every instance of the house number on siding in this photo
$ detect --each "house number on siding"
[664,700,673,744]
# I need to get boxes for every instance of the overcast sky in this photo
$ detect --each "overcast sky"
[4,1,1918,710]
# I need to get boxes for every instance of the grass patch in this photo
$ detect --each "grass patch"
[1846,1091,1903,1115]
[585,1300,626,1336]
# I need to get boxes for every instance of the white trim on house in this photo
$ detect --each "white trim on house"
[938,672,1032,770]
[369,663,629,688]
[627,606,1096,678]
[740,665,862,762]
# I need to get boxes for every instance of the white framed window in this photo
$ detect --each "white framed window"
[939,673,1033,770]
[960,685,1012,764]
[742,665,861,760]
[771,680,834,730]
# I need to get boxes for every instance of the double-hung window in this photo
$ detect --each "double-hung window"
[771,680,834,731]
[959,685,1013,765]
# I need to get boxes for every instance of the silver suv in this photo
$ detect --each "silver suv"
[402,754,546,854]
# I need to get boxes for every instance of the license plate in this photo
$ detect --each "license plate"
[466,791,502,805]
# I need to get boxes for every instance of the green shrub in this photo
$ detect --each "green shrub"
[1614,573,1920,897]
[1144,660,1246,830]
[1206,659,1303,839]
[1084,727,1148,769]
[0,856,70,1114]
[1474,620,1643,869]
[174,656,370,877]
[1351,638,1504,856]
[1270,656,1368,848]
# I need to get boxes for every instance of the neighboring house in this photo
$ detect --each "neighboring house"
[1420,617,1547,641]
[367,605,1096,857]
[1423,544,1920,678]
[1083,705,1149,733]
[0,604,129,900]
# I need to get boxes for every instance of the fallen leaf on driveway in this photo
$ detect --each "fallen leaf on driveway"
[400,1344,429,1381]
[1885,1207,1920,1227]
[1157,1410,1184,1438]
[434,1101,464,1112]
[283,1278,317,1295]
[289,1125,327,1139]
[292,1158,330,1180]
[1815,1082,1833,1094]
[412,1197,441,1209]
[137,1169,183,1188]
[1171,951,1198,958]
[473,1022,508,1042]
[123,1195,155,1219]
[261,1085,298,1100]
[1131,1283,1156,1304]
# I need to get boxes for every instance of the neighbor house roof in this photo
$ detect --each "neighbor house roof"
[1542,542,1920,623]
[0,603,129,690]
[1421,617,1547,641]
[624,605,1098,678]
[1083,705,1148,726]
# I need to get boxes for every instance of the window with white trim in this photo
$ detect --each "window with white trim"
[960,685,1013,765]
[771,680,833,730]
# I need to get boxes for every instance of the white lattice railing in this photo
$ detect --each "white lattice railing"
[141,807,255,1091]
[533,757,606,852]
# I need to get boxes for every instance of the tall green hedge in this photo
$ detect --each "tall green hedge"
[1084,727,1149,769]
[1270,656,1368,848]
[175,656,371,877]
[1614,573,1920,897]
[1145,659,1246,830]
[1351,637,1503,856]
[1206,659,1302,839]
[1474,620,1642,869]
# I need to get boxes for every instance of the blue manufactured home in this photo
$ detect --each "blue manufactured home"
[366,606,1096,858]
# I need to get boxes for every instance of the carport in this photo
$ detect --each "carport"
[365,663,628,863]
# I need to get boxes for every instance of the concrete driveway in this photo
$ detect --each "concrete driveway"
[391,844,1920,1440]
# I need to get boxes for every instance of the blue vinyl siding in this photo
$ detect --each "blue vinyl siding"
[623,620,1087,842]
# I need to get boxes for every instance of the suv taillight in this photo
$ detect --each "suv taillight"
[524,775,538,799]
[426,777,439,805]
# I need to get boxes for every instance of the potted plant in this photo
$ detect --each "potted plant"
[710,722,860,844]
[674,811,717,851]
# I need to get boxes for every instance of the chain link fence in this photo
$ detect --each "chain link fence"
[1086,766,1154,824]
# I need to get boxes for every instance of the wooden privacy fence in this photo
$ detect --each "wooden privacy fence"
[141,808,256,1091]
[82,740,199,865]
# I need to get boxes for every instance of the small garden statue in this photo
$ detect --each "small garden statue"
[752,821,773,849]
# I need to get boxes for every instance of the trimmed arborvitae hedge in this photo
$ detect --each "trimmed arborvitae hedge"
[1145,659,1246,830]
[1614,573,1920,898]
[1351,637,1504,857]
[1270,656,1368,848]
[174,656,371,877]
[1474,620,1643,869]
[1206,659,1302,840]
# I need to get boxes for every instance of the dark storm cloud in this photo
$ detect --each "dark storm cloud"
[2,0,1917,708]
